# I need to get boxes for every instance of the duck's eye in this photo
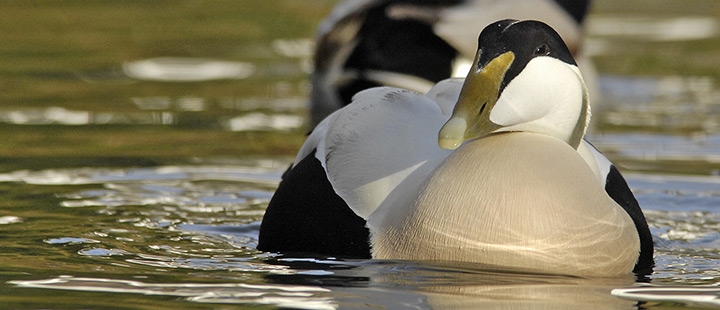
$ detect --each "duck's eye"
[534,44,550,56]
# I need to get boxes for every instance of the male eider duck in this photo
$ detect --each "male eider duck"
[259,20,653,276]
[309,0,596,128]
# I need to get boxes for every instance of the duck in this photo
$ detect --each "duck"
[309,0,596,128]
[259,20,653,276]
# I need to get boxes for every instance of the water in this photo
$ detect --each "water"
[1,0,720,309]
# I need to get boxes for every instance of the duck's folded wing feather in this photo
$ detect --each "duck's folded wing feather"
[321,80,461,219]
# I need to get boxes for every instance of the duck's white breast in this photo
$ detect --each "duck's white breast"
[370,132,639,276]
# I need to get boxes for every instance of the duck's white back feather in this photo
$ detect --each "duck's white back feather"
[577,140,613,185]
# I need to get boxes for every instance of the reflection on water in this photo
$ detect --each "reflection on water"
[613,285,720,308]
[0,107,106,125]
[123,57,256,82]
[226,112,304,132]
[10,261,638,310]
[590,73,720,176]
[0,99,306,130]
[132,97,204,111]
[0,164,283,186]
[0,216,23,225]
[589,133,720,175]
[11,276,336,310]
[44,237,101,245]
[597,75,720,134]
[587,15,719,43]
[0,159,718,308]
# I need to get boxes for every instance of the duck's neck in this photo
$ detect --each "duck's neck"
[567,65,591,149]
[489,60,590,150]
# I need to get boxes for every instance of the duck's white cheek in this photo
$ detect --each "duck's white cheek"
[488,57,559,127]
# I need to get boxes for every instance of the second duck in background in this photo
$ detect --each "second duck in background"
[308,0,596,128]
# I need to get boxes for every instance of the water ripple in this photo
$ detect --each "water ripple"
[10,276,336,310]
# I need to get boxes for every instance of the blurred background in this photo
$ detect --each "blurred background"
[0,0,718,172]
[1,0,720,309]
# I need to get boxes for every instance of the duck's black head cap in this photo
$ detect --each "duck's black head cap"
[475,19,576,92]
